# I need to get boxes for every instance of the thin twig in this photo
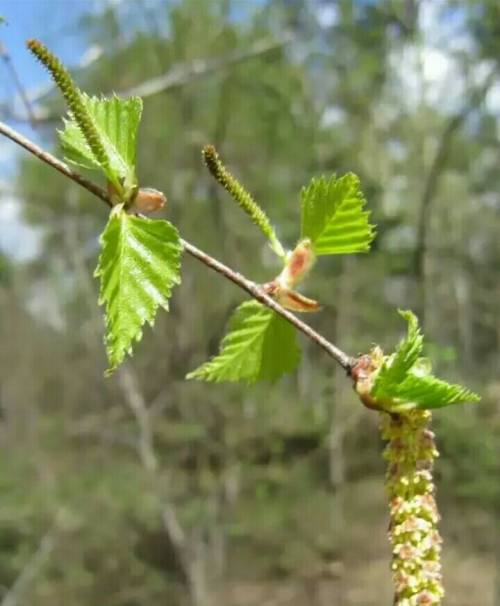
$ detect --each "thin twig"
[6,34,293,124]
[0,42,37,126]
[101,33,293,99]
[181,239,352,368]
[0,121,111,206]
[0,120,354,372]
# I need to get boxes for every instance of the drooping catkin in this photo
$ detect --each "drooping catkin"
[382,410,444,606]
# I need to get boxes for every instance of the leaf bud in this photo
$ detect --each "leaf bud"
[129,188,166,214]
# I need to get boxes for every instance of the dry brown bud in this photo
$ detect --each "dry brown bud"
[131,188,166,214]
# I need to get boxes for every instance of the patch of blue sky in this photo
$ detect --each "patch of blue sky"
[0,1,90,104]
[0,1,95,260]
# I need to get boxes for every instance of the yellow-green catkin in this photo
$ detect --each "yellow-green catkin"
[27,39,110,173]
[381,410,444,606]
[202,145,284,257]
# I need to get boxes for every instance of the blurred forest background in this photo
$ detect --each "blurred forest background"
[0,1,499,605]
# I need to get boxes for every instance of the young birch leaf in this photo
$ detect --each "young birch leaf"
[59,94,142,195]
[300,173,375,255]
[373,309,423,397]
[95,209,181,374]
[390,374,481,410]
[368,310,480,411]
[187,301,300,383]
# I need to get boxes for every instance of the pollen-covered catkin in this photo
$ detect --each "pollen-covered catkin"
[382,410,444,606]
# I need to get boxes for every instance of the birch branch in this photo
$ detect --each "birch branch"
[0,120,354,373]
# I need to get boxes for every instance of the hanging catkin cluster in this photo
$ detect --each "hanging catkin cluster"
[382,410,444,606]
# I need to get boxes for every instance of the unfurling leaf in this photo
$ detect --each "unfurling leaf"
[187,301,301,383]
[59,94,142,199]
[278,239,316,289]
[356,310,481,411]
[95,209,181,374]
[300,173,375,255]
[262,280,320,313]
[263,238,320,313]
[386,373,480,410]
[372,309,423,397]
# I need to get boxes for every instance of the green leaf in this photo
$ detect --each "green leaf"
[59,94,142,195]
[300,173,375,255]
[390,374,481,410]
[369,310,480,410]
[95,209,181,374]
[187,301,301,383]
[373,309,423,397]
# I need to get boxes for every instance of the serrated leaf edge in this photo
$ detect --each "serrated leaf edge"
[95,211,181,374]
[300,173,376,255]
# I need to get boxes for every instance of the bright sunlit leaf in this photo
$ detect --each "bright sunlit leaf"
[373,310,424,396]
[95,208,181,374]
[372,310,480,411]
[387,373,480,410]
[300,173,375,255]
